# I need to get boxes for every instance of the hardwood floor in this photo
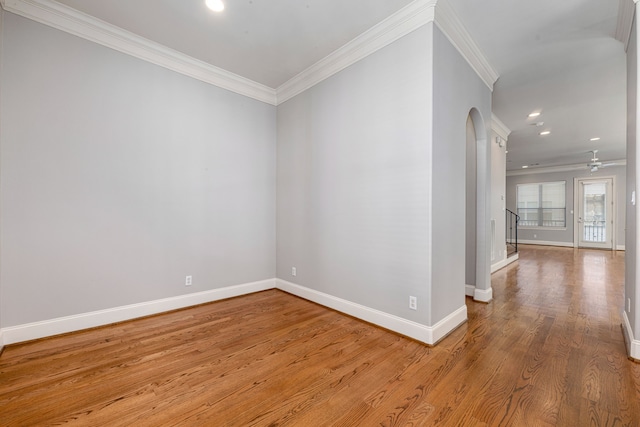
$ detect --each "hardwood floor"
[1,245,639,426]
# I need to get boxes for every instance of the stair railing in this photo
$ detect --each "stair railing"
[506,209,520,255]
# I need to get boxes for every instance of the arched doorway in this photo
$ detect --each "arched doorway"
[466,108,492,302]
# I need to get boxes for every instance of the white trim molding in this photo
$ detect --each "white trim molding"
[1,0,498,106]
[491,114,511,141]
[434,0,499,91]
[491,253,519,273]
[0,0,278,105]
[622,310,640,361]
[519,240,574,248]
[507,160,627,177]
[1,277,470,347]
[277,279,467,345]
[617,245,626,251]
[473,287,493,303]
[276,0,437,104]
[616,0,638,52]
[0,279,275,345]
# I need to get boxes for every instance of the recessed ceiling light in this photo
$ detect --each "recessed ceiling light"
[590,137,601,141]
[205,0,224,12]
[528,112,541,118]
[522,165,529,169]
[539,131,551,136]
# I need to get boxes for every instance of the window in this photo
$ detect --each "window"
[517,181,566,227]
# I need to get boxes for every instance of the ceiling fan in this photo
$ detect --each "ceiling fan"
[587,150,615,172]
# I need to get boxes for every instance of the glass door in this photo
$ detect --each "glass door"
[576,179,613,249]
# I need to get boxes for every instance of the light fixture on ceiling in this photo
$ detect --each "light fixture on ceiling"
[205,0,225,12]
[522,165,529,169]
[590,137,601,141]
[528,111,541,118]
[539,130,551,136]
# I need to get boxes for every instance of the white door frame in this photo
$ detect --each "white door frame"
[573,176,615,249]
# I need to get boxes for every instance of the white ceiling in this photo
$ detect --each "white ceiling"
[53,0,627,171]
[55,0,415,88]
[448,0,626,171]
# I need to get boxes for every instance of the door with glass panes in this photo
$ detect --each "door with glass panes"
[576,178,613,249]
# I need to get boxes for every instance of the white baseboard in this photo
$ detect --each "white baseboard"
[467,284,493,302]
[1,277,470,347]
[617,245,626,251]
[276,279,467,345]
[518,240,574,248]
[474,287,493,303]
[0,329,4,353]
[622,310,640,361]
[465,284,475,297]
[491,253,519,273]
[1,278,275,345]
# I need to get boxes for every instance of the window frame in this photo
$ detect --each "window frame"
[516,181,567,229]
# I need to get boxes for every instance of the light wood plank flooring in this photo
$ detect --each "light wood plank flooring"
[1,245,639,426]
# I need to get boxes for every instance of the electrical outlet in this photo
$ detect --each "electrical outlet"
[291,267,297,277]
[185,275,192,286]
[533,234,537,238]
[409,296,417,310]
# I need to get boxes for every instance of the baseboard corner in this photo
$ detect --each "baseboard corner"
[473,287,493,303]
[622,310,640,361]
[275,278,466,345]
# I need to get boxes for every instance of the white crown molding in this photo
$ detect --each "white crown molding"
[2,0,498,107]
[0,0,278,105]
[491,114,511,141]
[434,0,499,91]
[277,0,499,103]
[507,159,627,176]
[616,0,638,52]
[276,0,438,104]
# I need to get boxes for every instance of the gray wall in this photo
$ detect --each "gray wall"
[627,15,638,336]
[506,166,626,247]
[0,6,3,337]
[1,13,276,327]
[276,25,433,325]
[432,26,492,319]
